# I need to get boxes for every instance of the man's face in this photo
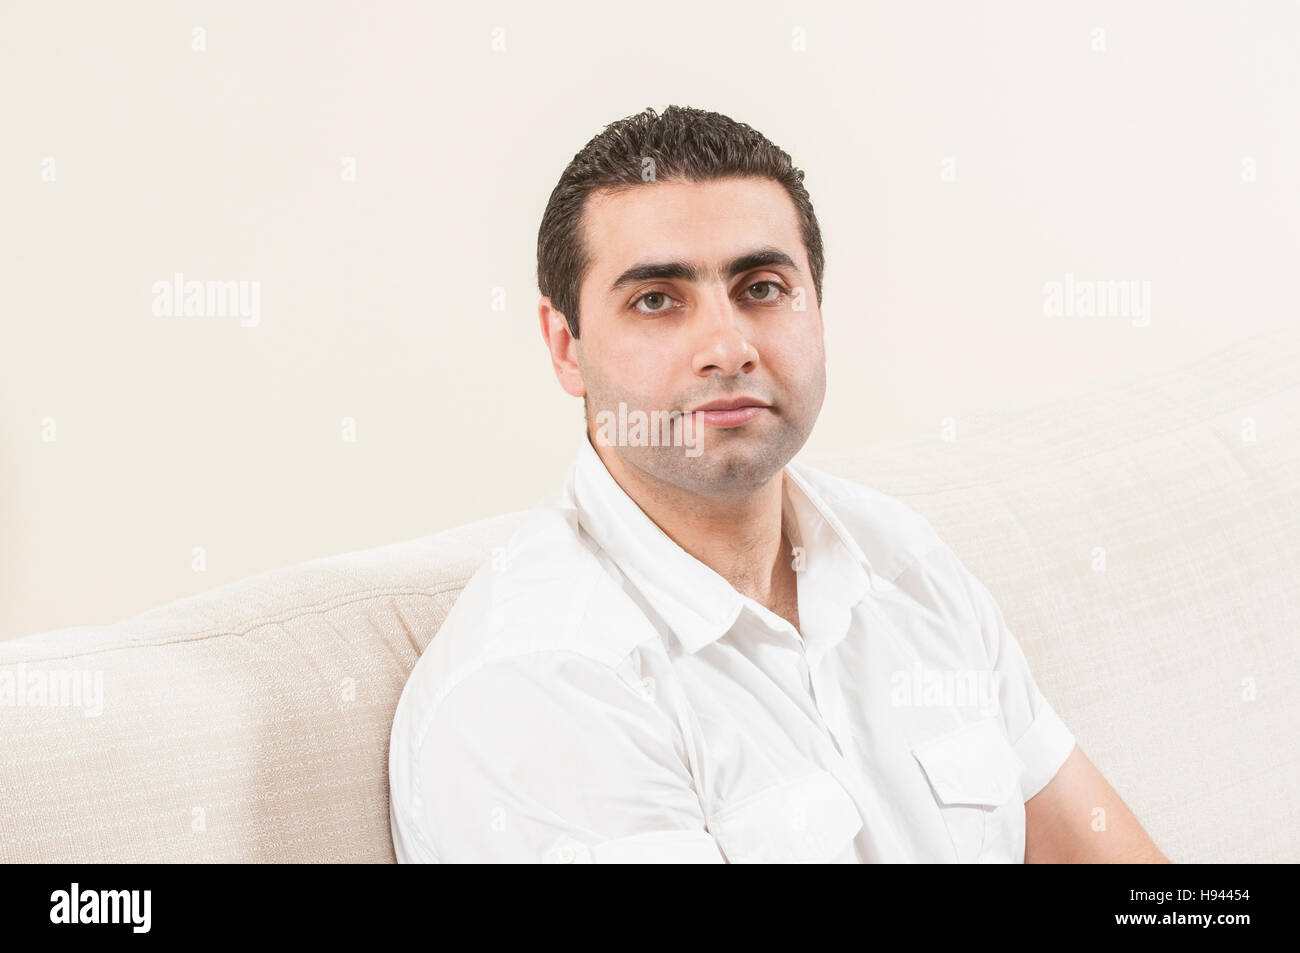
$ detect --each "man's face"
[553,175,826,501]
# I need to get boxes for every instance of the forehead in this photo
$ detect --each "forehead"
[580,177,806,296]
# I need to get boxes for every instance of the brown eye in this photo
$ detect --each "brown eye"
[633,291,675,315]
[746,281,789,303]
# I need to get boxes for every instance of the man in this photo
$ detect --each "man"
[388,105,1169,863]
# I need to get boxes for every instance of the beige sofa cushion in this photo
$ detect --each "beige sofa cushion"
[3,326,1297,862]
[0,514,526,862]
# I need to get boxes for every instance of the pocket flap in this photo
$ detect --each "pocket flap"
[912,716,1024,806]
[709,769,863,863]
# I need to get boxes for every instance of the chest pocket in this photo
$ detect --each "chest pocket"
[707,769,863,863]
[912,714,1026,863]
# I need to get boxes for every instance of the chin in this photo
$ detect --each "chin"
[681,446,787,497]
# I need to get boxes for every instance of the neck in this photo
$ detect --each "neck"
[590,439,793,609]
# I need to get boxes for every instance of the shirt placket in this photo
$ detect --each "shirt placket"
[802,589,914,863]
[791,624,848,760]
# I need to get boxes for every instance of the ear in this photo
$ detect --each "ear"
[538,296,586,398]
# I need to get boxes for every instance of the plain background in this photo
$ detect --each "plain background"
[3,0,1298,640]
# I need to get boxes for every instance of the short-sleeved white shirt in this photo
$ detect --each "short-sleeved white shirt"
[388,434,1076,863]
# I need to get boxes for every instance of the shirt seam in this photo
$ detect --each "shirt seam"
[890,541,958,587]
[410,642,678,745]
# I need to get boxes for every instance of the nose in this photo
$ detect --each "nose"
[690,291,759,378]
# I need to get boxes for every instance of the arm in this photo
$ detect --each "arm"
[390,650,726,863]
[1025,743,1170,863]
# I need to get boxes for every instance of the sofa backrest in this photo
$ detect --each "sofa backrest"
[0,513,527,862]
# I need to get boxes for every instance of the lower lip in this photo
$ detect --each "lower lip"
[690,406,767,427]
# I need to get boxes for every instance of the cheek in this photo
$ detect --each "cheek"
[583,338,675,406]
[769,333,826,410]
[606,339,677,385]
[767,328,823,374]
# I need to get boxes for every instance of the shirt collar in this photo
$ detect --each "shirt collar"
[563,433,879,655]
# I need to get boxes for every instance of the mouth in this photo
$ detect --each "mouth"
[686,397,772,429]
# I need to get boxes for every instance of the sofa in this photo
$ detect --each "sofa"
[3,326,1298,863]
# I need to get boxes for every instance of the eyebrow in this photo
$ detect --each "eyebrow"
[607,246,799,297]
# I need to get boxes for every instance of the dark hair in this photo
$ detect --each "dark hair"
[536,105,825,339]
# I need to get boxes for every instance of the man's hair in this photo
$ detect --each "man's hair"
[536,105,825,339]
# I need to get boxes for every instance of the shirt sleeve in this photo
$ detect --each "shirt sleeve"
[390,650,725,863]
[930,545,1077,802]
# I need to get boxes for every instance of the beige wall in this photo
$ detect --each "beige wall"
[3,0,1297,640]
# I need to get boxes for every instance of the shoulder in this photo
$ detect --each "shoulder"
[789,461,1006,665]
[390,499,662,753]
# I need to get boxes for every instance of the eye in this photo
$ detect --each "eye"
[743,280,791,304]
[631,290,678,315]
